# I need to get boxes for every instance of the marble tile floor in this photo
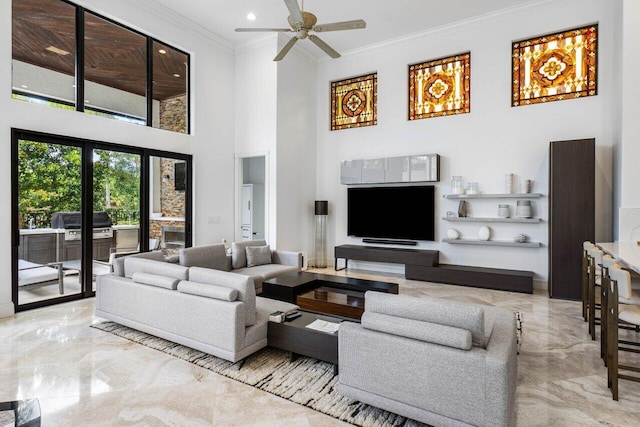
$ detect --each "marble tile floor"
[2,267,640,426]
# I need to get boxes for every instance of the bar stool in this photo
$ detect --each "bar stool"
[582,241,595,321]
[600,254,619,361]
[606,265,640,400]
[588,245,604,339]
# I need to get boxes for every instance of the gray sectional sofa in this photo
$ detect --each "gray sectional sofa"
[96,255,298,362]
[177,239,300,294]
[111,239,302,294]
[338,291,517,427]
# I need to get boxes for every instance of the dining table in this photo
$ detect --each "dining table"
[596,241,640,275]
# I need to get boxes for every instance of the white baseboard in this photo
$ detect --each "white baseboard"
[0,301,15,318]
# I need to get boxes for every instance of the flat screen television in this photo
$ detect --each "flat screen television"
[347,185,435,241]
[174,162,186,191]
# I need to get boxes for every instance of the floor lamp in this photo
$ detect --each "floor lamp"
[314,201,328,268]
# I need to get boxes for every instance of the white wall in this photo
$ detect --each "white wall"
[233,36,278,244]
[618,0,640,241]
[275,34,317,254]
[315,0,618,285]
[233,34,317,253]
[0,0,236,317]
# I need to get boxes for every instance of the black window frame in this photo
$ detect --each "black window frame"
[13,0,191,134]
[11,128,193,312]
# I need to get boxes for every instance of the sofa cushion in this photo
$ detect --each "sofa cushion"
[177,280,238,301]
[246,245,272,267]
[365,291,488,348]
[233,264,300,281]
[124,258,189,281]
[179,244,229,271]
[113,251,166,277]
[361,312,472,350]
[231,239,267,269]
[131,272,180,290]
[189,267,257,326]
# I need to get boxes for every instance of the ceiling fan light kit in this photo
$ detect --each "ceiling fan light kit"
[235,0,366,61]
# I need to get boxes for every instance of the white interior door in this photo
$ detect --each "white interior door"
[241,184,252,240]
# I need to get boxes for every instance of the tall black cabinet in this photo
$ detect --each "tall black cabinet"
[548,138,595,300]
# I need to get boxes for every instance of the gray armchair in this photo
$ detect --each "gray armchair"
[338,291,517,427]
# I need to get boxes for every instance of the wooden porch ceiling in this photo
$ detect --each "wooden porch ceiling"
[12,0,187,100]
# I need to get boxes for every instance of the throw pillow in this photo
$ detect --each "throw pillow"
[179,244,228,271]
[131,272,180,290]
[246,245,272,267]
[231,239,267,269]
[177,280,238,301]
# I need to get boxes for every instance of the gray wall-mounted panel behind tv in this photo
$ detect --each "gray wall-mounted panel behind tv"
[340,154,439,185]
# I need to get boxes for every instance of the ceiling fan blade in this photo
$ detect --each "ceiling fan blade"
[313,19,366,32]
[235,28,293,32]
[308,35,341,59]
[283,0,304,26]
[273,37,299,61]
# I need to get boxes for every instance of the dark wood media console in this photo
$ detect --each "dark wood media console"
[334,244,533,294]
[335,244,439,270]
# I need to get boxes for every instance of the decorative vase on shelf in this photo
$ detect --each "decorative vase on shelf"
[505,173,514,194]
[446,228,460,239]
[466,182,480,195]
[498,204,510,218]
[478,226,491,241]
[515,200,532,218]
[458,200,468,218]
[518,179,532,194]
[514,233,528,243]
[451,176,465,195]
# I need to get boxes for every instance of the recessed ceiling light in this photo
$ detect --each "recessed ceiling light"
[173,73,181,78]
[21,85,28,89]
[46,46,70,56]
[247,12,256,21]
[158,49,167,54]
[85,99,90,103]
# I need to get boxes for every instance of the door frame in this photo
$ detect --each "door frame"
[11,128,193,312]
[234,151,270,244]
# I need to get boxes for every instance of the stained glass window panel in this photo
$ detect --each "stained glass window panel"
[512,25,597,106]
[331,73,377,131]
[409,53,470,120]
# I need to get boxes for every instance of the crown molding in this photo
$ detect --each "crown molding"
[318,0,553,63]
[133,0,234,54]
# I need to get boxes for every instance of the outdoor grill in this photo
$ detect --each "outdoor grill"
[51,211,113,241]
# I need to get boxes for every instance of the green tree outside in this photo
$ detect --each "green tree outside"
[18,140,140,228]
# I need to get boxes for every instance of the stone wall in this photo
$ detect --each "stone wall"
[160,158,185,218]
[159,94,187,134]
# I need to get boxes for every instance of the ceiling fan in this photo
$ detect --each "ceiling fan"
[235,0,366,61]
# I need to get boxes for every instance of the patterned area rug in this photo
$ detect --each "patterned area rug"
[92,314,523,426]
[91,321,428,427]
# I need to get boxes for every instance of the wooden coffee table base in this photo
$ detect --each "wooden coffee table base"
[296,287,365,320]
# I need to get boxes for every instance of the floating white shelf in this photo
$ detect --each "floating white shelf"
[442,238,541,248]
[442,217,541,223]
[444,193,542,199]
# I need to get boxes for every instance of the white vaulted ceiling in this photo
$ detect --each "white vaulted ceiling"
[144,0,545,58]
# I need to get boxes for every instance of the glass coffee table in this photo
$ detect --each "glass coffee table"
[267,310,349,375]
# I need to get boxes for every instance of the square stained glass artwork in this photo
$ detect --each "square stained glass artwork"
[512,25,597,106]
[331,73,377,130]
[409,52,470,120]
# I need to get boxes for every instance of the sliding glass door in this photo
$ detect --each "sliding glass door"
[12,130,192,311]
[14,138,84,305]
[92,149,142,292]
[149,156,187,256]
